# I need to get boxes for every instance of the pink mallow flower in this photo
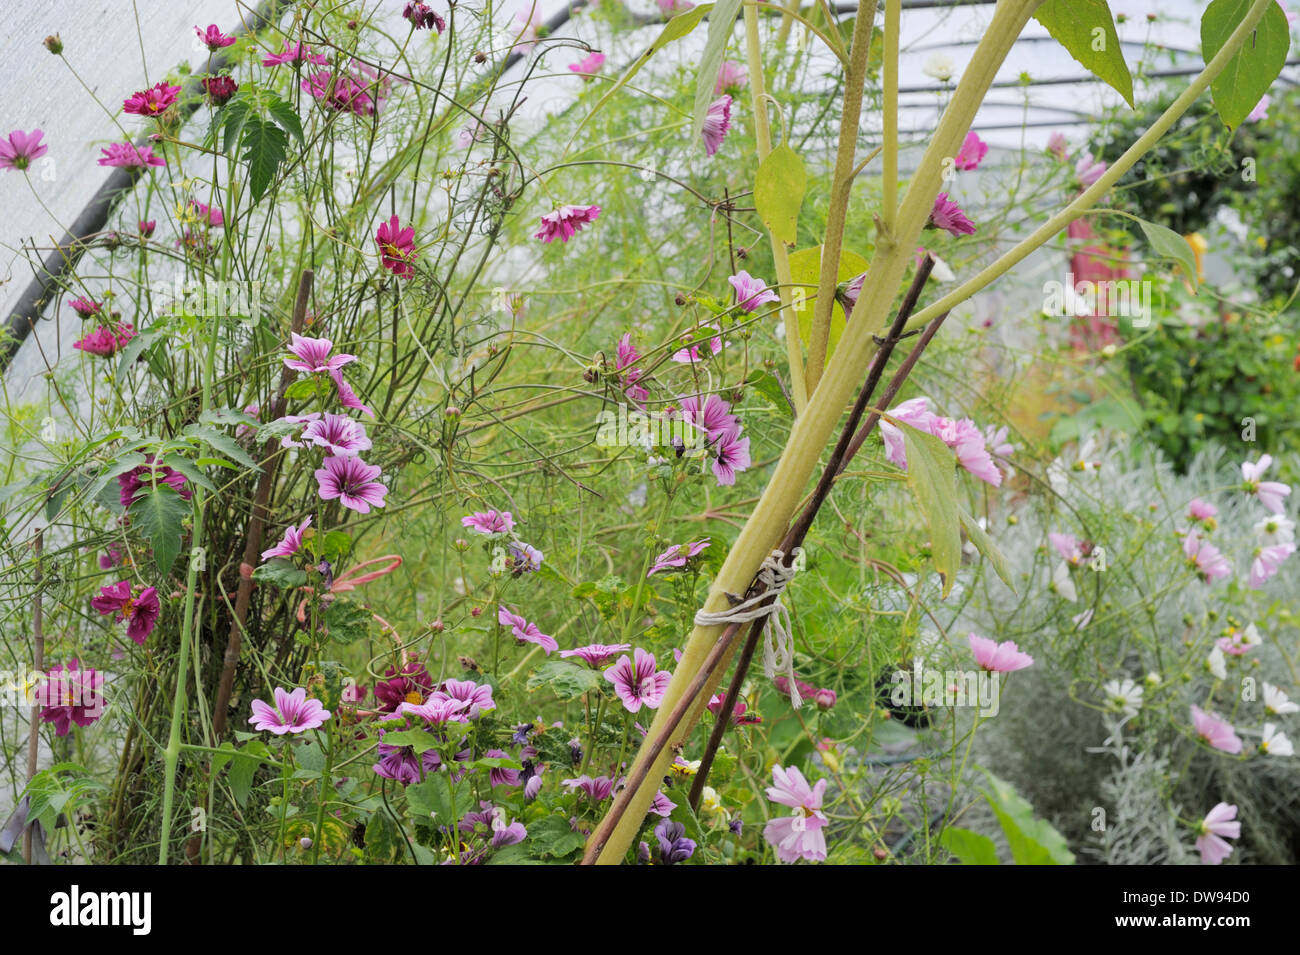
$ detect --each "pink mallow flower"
[98,142,165,168]
[261,516,312,561]
[498,606,558,654]
[560,643,632,667]
[670,325,724,364]
[1191,705,1243,755]
[729,270,779,312]
[647,539,710,576]
[195,24,236,51]
[123,81,181,117]
[967,632,1033,672]
[0,129,48,171]
[604,648,672,713]
[1241,455,1291,514]
[928,193,975,236]
[461,509,514,535]
[430,679,496,718]
[763,765,829,863]
[711,426,751,486]
[535,204,601,243]
[284,333,357,376]
[569,51,605,78]
[1183,532,1231,583]
[1195,802,1240,865]
[953,131,988,171]
[314,455,389,513]
[302,413,372,457]
[679,393,735,441]
[702,95,732,157]
[376,214,418,279]
[38,662,105,737]
[1248,543,1295,589]
[92,581,162,646]
[249,687,330,735]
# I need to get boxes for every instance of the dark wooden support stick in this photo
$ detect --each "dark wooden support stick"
[24,531,44,865]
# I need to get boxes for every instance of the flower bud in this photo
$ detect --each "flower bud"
[44,34,63,55]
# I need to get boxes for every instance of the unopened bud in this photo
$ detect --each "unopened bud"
[44,34,63,55]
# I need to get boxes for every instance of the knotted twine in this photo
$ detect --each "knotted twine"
[693,551,802,708]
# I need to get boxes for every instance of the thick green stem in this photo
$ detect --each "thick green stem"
[806,1,878,392]
[590,0,1045,864]
[881,0,899,238]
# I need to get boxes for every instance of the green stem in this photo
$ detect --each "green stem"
[881,0,899,238]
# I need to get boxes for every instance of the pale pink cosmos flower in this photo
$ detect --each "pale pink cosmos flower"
[1187,498,1218,523]
[498,606,558,654]
[1183,531,1231,582]
[656,0,695,14]
[670,324,724,363]
[983,423,1015,463]
[1075,152,1107,188]
[1248,543,1295,589]
[615,333,648,404]
[261,516,312,561]
[1049,532,1085,566]
[461,509,514,535]
[879,397,935,468]
[729,270,780,312]
[604,648,671,713]
[1216,623,1260,656]
[302,413,372,456]
[711,425,751,486]
[510,6,545,53]
[763,765,829,863]
[0,129,48,171]
[569,51,605,77]
[314,455,389,513]
[249,687,330,735]
[953,130,987,170]
[1246,94,1270,123]
[1195,802,1240,865]
[535,204,601,243]
[968,633,1033,672]
[928,193,976,236]
[1191,705,1243,754]
[931,416,1001,486]
[1046,131,1069,161]
[284,333,357,376]
[702,95,732,157]
[647,539,710,576]
[715,59,747,95]
[560,643,632,667]
[123,82,181,117]
[1241,455,1291,514]
[262,41,330,67]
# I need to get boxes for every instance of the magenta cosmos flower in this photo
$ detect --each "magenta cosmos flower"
[261,516,312,561]
[92,580,162,645]
[604,648,672,713]
[284,333,356,376]
[74,323,136,357]
[930,416,1002,487]
[702,95,732,157]
[461,509,514,535]
[403,2,446,32]
[249,687,330,734]
[123,81,181,117]
[97,142,165,168]
[302,413,372,456]
[559,643,632,667]
[729,270,779,312]
[1191,705,1243,755]
[262,40,330,67]
[38,661,105,737]
[376,215,418,279]
[0,129,49,171]
[615,333,649,404]
[647,538,710,576]
[302,64,391,117]
[497,606,558,654]
[569,51,605,77]
[1183,532,1230,583]
[68,296,102,318]
[189,200,224,227]
[118,455,191,506]
[535,204,601,243]
[953,130,987,171]
[314,455,389,513]
[967,633,1033,672]
[928,192,975,236]
[1241,455,1291,514]
[1249,543,1296,588]
[763,764,829,863]
[1195,802,1240,865]
[195,24,236,51]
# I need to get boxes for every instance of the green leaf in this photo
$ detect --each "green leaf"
[222,97,252,154]
[693,0,743,138]
[745,370,792,416]
[1034,0,1134,108]
[323,598,373,644]
[754,144,806,245]
[939,826,1000,865]
[265,91,305,146]
[1201,0,1290,129]
[160,453,216,494]
[788,246,870,357]
[526,660,605,701]
[240,117,288,204]
[374,729,441,755]
[1135,217,1199,291]
[115,328,160,378]
[251,558,308,589]
[957,507,1017,593]
[982,772,1076,865]
[184,424,260,471]
[129,485,190,574]
[898,423,961,598]
[88,452,147,507]
[525,813,586,860]
[406,774,468,824]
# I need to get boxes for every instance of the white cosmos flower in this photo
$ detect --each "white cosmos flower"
[1206,646,1227,680]
[1264,682,1300,716]
[1261,723,1294,757]
[1254,515,1296,546]
[1052,560,1077,602]
[922,53,957,82]
[1103,678,1143,718]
